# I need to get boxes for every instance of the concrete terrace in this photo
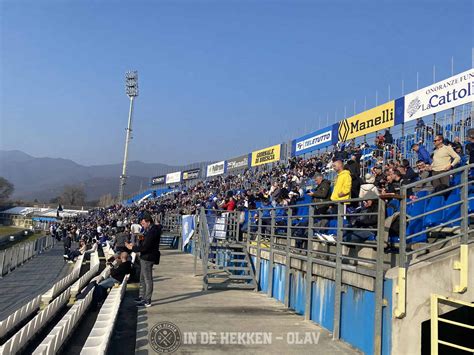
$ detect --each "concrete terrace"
[0,244,72,320]
[135,250,359,354]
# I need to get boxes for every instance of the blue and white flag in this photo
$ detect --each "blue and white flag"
[182,215,195,250]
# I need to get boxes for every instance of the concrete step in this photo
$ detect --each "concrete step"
[208,282,256,290]
[229,251,247,256]
[229,258,248,263]
[225,266,250,271]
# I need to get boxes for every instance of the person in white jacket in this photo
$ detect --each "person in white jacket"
[359,173,379,199]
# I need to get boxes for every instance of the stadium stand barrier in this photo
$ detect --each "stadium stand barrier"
[168,162,474,355]
[430,294,474,354]
[32,287,95,355]
[90,266,111,285]
[70,252,100,301]
[80,275,129,355]
[0,295,41,341]
[0,235,55,277]
[0,288,71,355]
[41,254,84,306]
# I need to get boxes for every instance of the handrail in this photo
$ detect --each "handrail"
[431,294,474,355]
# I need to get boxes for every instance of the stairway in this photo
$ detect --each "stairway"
[205,240,257,290]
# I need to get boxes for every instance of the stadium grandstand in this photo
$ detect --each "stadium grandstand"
[0,67,472,355]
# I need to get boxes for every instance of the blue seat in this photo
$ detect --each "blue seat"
[327,219,337,235]
[469,194,474,214]
[451,173,461,186]
[444,189,461,227]
[406,198,427,243]
[423,196,445,228]
[386,199,400,217]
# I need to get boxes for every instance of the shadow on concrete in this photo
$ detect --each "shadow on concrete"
[151,289,225,306]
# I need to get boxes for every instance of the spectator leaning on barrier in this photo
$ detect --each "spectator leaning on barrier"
[431,134,461,188]
[126,212,162,308]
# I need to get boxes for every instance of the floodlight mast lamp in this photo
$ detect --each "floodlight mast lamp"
[118,70,139,202]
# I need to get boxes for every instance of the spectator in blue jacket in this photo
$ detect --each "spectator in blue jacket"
[412,143,432,165]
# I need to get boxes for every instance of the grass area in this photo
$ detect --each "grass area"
[0,226,24,237]
[0,227,46,250]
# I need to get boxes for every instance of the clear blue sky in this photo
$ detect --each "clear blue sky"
[1,0,472,166]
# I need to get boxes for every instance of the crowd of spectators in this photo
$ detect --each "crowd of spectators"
[51,131,471,262]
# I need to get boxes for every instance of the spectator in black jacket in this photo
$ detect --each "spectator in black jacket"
[343,199,378,242]
[399,159,418,184]
[126,212,162,308]
[93,251,132,305]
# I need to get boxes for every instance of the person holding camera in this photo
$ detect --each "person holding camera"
[125,212,162,308]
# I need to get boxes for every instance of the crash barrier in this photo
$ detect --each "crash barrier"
[0,295,41,340]
[0,235,55,277]
[161,214,182,235]
[91,266,111,285]
[101,243,115,261]
[0,288,71,355]
[70,252,100,300]
[430,294,474,354]
[32,288,95,355]
[41,254,83,305]
[174,163,474,354]
[80,275,129,355]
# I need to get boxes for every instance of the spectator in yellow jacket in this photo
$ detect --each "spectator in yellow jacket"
[331,160,352,201]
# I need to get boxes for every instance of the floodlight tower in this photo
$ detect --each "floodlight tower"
[118,70,139,202]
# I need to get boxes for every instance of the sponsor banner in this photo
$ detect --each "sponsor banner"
[151,175,165,185]
[292,127,334,156]
[226,154,249,171]
[338,101,395,142]
[165,171,181,184]
[251,144,281,167]
[206,161,225,177]
[183,168,200,181]
[404,69,474,122]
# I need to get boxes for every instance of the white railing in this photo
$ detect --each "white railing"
[90,266,111,284]
[80,275,129,355]
[32,288,95,355]
[0,288,71,355]
[41,254,83,305]
[70,253,100,300]
[101,243,115,261]
[0,235,55,277]
[0,295,41,340]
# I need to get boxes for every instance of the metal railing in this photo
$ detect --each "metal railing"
[0,235,55,277]
[394,163,473,318]
[431,294,474,354]
[197,209,242,290]
[246,198,387,352]
[164,163,474,355]
[160,214,182,235]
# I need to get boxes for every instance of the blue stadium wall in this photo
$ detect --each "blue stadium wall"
[251,256,393,355]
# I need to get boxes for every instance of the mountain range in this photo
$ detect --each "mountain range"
[0,150,203,203]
